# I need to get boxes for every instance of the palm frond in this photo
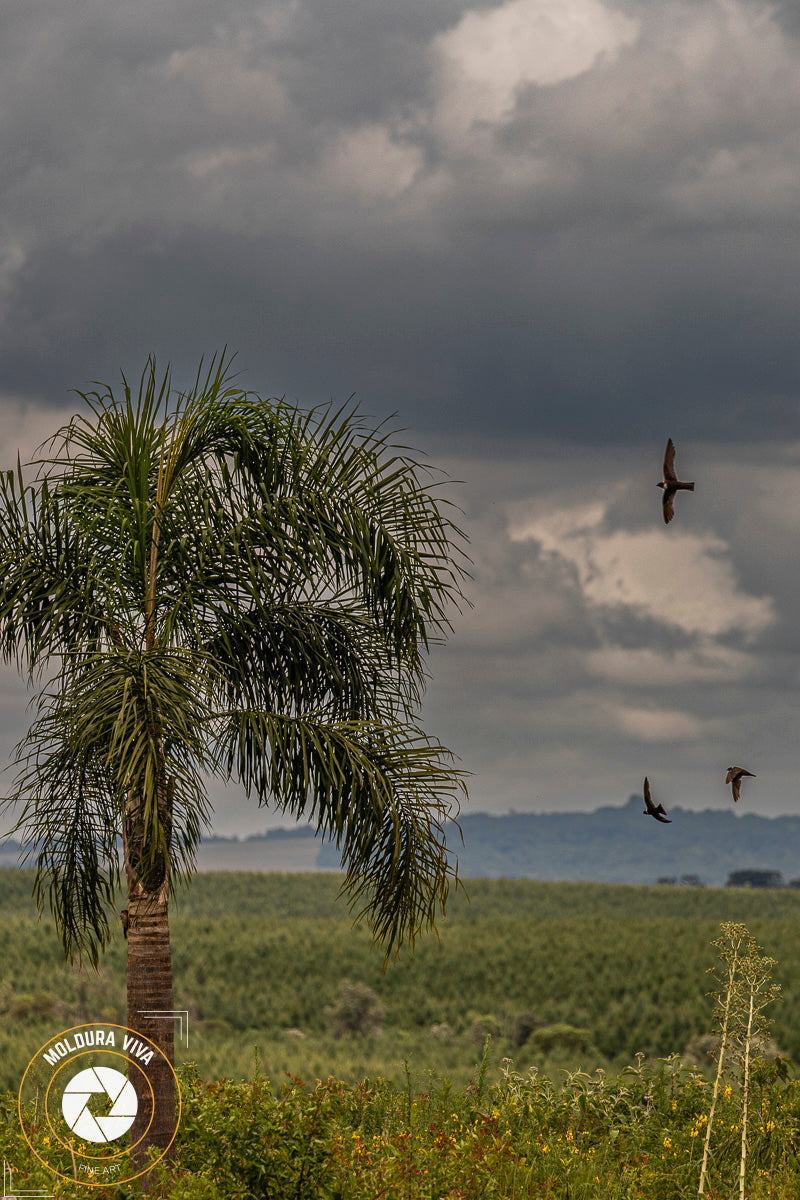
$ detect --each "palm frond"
[5,644,219,960]
[0,352,469,964]
[1,757,119,967]
[223,708,466,958]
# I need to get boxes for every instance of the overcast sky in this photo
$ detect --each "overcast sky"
[3,0,800,834]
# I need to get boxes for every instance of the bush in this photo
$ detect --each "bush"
[530,1022,594,1056]
[466,1013,502,1045]
[6,991,59,1022]
[160,1064,342,1198]
[683,1032,719,1066]
[7,1052,800,1198]
[325,981,385,1039]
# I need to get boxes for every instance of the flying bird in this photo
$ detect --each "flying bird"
[726,766,755,803]
[643,776,671,823]
[658,438,695,524]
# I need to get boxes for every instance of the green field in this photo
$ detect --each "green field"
[2,869,800,1093]
[4,870,800,1196]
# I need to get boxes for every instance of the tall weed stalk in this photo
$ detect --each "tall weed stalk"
[699,922,748,1197]
[737,945,779,1200]
[698,921,780,1199]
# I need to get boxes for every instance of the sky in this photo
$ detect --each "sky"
[2,0,800,834]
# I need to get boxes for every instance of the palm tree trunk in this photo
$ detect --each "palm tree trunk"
[123,776,177,1183]
[126,880,176,1177]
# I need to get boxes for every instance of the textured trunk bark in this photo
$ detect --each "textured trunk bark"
[123,770,177,1186]
[126,880,176,1180]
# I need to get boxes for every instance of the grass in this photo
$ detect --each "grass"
[4,873,800,1194]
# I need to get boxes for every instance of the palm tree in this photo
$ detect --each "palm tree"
[0,353,468,1174]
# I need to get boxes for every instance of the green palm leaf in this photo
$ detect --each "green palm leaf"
[0,351,469,967]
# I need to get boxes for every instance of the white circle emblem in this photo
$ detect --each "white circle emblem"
[61,1065,138,1143]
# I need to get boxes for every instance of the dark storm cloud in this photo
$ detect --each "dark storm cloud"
[5,223,800,445]
[4,0,800,835]
[2,0,800,442]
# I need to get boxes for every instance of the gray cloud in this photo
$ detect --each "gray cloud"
[3,0,800,835]
[1,432,800,834]
[2,0,800,440]
[418,438,800,818]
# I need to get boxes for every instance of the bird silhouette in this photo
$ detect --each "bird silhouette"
[726,766,755,803]
[658,438,695,524]
[643,776,671,823]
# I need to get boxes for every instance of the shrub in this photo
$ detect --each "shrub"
[325,981,385,1039]
[161,1064,342,1198]
[683,1032,719,1067]
[466,1013,502,1045]
[530,1022,593,1056]
[6,991,59,1022]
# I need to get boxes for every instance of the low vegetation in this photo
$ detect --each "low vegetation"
[3,871,800,1195]
[4,1042,800,1197]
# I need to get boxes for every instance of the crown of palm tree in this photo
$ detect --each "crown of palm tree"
[0,352,469,965]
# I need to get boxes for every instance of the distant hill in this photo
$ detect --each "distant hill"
[3,798,799,884]
[318,796,800,886]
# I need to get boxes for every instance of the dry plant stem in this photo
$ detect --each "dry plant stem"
[739,989,755,1200]
[698,930,744,1198]
[737,951,779,1200]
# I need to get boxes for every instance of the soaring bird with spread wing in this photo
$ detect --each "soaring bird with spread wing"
[658,438,695,524]
[726,766,755,803]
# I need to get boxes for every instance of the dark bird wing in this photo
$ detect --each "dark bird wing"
[662,487,675,524]
[727,768,756,781]
[643,776,671,821]
[663,438,677,482]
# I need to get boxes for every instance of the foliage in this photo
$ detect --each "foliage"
[529,1023,595,1057]
[326,981,385,1040]
[0,353,469,966]
[4,1053,800,1198]
[5,872,800,1096]
[511,1010,544,1048]
[3,896,800,1196]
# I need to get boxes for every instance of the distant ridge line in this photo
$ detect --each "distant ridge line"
[3,800,799,884]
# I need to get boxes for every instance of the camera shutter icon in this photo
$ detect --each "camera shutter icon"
[61,1066,138,1142]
